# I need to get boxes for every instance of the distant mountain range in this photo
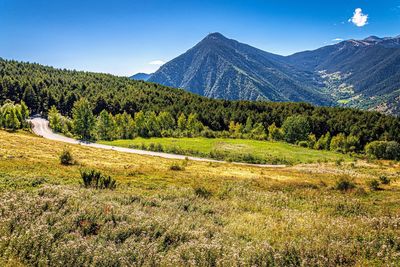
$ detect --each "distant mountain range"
[131,33,400,115]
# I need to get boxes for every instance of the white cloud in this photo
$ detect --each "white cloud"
[349,8,368,27]
[332,38,344,42]
[148,60,165,66]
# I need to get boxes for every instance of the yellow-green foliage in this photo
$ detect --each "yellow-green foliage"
[0,130,400,266]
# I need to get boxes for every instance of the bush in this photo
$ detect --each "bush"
[314,132,331,151]
[365,141,400,160]
[155,143,163,152]
[60,149,74,165]
[307,134,317,149]
[345,135,360,153]
[331,134,360,153]
[385,141,400,160]
[169,163,184,171]
[193,186,212,198]
[330,133,346,153]
[367,179,380,191]
[298,141,308,148]
[80,169,117,189]
[140,143,147,150]
[335,158,344,166]
[335,178,356,192]
[379,175,391,185]
[268,123,284,141]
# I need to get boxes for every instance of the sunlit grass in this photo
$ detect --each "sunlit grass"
[1,130,400,266]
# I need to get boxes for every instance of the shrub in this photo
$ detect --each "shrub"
[80,169,117,189]
[169,163,184,171]
[385,141,400,160]
[379,175,391,185]
[193,186,212,198]
[335,178,356,192]
[314,132,331,150]
[155,143,163,152]
[330,133,347,153]
[335,158,344,166]
[367,179,380,191]
[60,149,74,165]
[365,141,400,160]
[140,143,147,150]
[298,141,308,148]
[307,134,317,148]
[268,123,284,141]
[76,215,100,236]
[345,135,360,153]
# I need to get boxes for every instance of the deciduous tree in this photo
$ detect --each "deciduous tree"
[72,98,95,140]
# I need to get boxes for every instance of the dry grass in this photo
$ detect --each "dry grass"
[1,130,400,266]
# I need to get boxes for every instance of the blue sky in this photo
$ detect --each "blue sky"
[1,0,400,76]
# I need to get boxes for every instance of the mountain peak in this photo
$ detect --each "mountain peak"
[149,33,331,104]
[204,32,226,39]
[363,36,383,42]
[195,32,233,49]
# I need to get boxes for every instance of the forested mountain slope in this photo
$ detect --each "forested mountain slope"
[288,36,400,114]
[149,33,331,105]
[1,58,400,147]
[146,33,400,115]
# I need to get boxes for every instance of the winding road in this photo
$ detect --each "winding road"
[29,117,286,168]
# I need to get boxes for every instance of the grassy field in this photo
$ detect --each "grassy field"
[100,137,351,165]
[1,130,400,266]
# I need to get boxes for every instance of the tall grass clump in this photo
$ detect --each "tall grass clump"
[193,186,212,199]
[335,177,356,192]
[379,175,391,185]
[367,179,380,191]
[80,169,117,190]
[59,148,74,165]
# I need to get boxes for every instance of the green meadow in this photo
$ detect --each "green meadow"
[100,137,351,165]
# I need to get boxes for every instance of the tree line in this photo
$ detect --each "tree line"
[49,99,206,141]
[45,98,400,160]
[1,58,400,150]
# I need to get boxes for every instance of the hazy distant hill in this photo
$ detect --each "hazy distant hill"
[130,73,152,81]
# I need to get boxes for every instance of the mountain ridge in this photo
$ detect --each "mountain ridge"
[148,32,332,105]
[139,32,400,115]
